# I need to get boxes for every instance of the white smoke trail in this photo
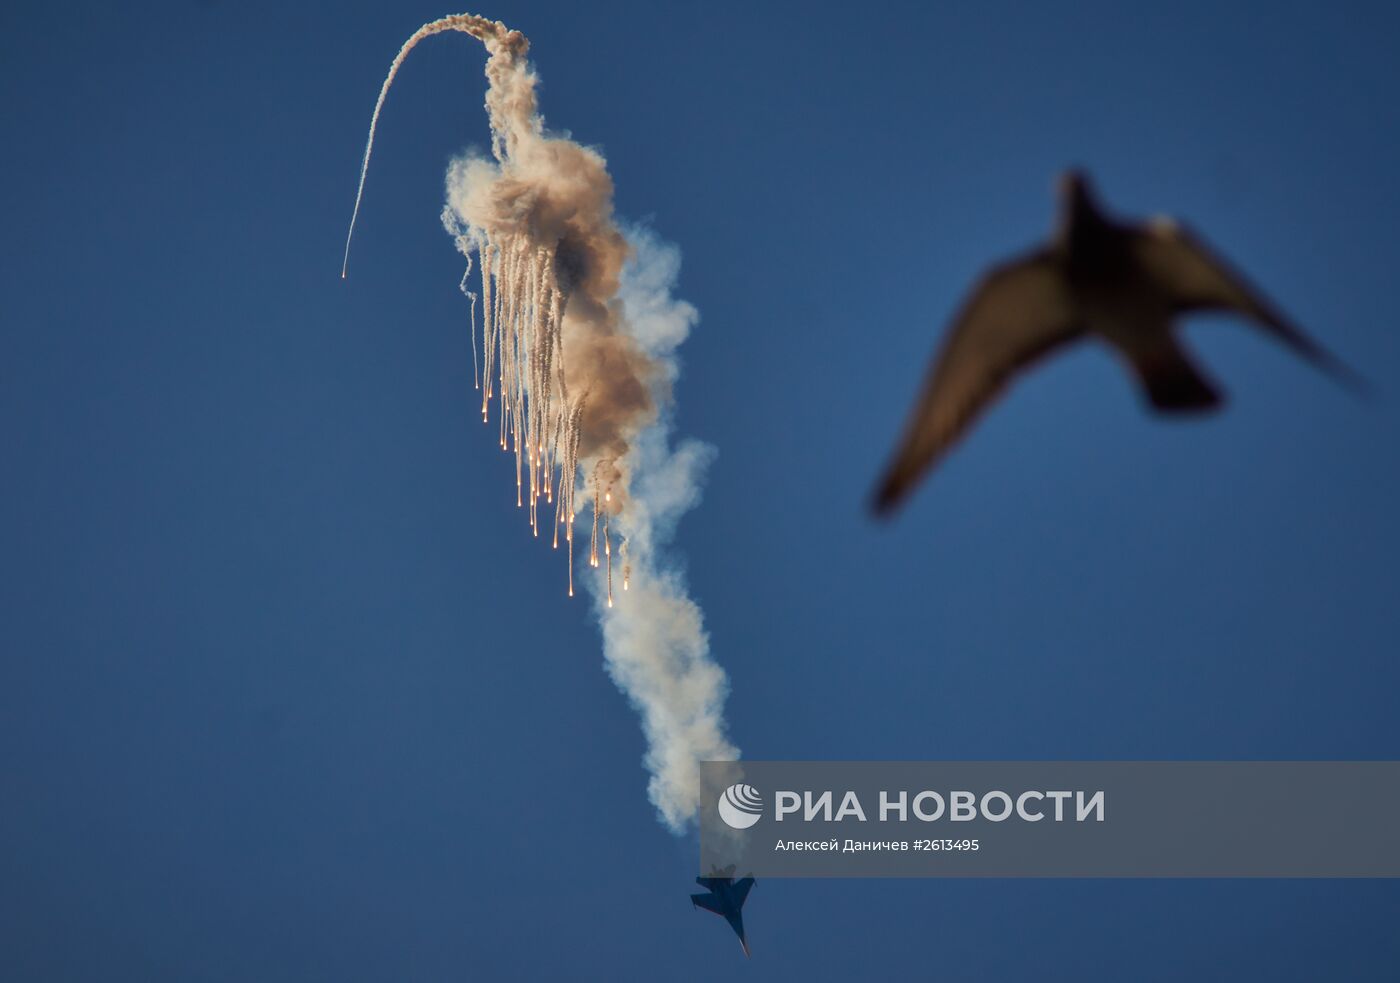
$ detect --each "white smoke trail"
[586,229,737,830]
[344,15,737,829]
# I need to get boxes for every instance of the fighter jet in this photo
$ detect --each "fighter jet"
[872,170,1363,513]
[691,866,755,957]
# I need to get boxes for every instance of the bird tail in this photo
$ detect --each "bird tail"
[1132,337,1223,413]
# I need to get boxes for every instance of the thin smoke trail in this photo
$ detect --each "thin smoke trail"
[343,14,737,829]
[342,14,525,279]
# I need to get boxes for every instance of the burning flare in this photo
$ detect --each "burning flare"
[343,14,648,594]
[341,14,737,829]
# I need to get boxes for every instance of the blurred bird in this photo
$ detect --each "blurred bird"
[871,170,1363,514]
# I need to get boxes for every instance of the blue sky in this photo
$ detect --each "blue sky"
[3,0,1399,979]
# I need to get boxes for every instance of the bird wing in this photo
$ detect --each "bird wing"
[872,251,1081,514]
[1132,220,1364,390]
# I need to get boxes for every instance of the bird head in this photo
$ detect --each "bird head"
[1055,169,1108,239]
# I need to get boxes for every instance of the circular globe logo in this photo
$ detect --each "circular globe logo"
[717,783,763,829]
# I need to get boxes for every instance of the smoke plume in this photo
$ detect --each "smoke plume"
[343,14,737,829]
